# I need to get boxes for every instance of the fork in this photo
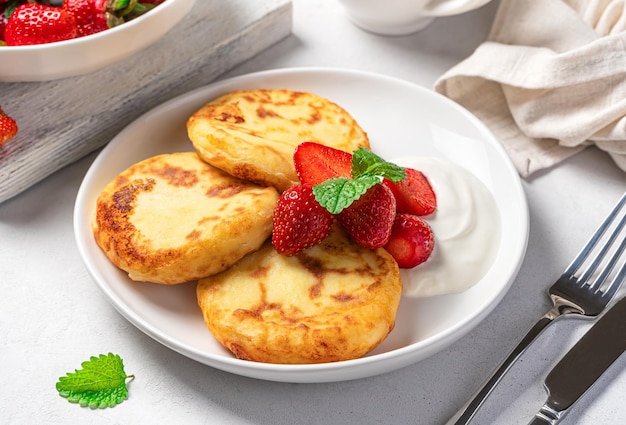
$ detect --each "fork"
[447,191,626,425]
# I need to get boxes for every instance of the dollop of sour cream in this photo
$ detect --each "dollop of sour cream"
[392,157,501,298]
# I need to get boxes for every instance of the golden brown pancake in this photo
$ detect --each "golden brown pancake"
[197,225,402,364]
[93,152,279,284]
[186,89,370,192]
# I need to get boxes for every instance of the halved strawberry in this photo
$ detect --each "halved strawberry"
[383,167,436,216]
[272,184,334,256]
[384,213,434,268]
[294,141,353,185]
[337,183,396,249]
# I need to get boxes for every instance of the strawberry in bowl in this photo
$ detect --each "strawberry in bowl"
[2,0,164,46]
[0,0,195,81]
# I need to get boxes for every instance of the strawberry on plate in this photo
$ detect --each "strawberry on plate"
[0,106,17,146]
[384,213,435,268]
[277,143,438,268]
[5,3,78,46]
[272,184,334,256]
[383,167,437,216]
[337,183,397,249]
[294,141,353,185]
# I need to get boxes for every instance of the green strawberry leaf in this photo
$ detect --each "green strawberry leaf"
[56,353,134,409]
[5,0,21,19]
[351,147,406,182]
[313,175,380,214]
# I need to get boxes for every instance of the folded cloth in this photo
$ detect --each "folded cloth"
[434,0,626,177]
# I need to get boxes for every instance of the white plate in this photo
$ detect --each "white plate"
[0,0,195,82]
[74,68,528,383]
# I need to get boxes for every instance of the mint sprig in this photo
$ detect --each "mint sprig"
[56,353,134,409]
[350,148,406,182]
[313,147,406,214]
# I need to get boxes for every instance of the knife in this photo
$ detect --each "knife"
[528,296,626,425]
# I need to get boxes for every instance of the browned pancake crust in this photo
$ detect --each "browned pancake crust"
[93,152,279,284]
[197,225,402,363]
[187,89,370,191]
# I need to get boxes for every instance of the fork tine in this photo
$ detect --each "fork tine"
[580,211,626,289]
[591,219,626,286]
[600,259,626,302]
[563,192,626,278]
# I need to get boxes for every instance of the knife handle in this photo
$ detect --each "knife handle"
[446,316,555,425]
[528,404,564,425]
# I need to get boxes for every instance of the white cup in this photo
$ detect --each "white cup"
[337,0,492,35]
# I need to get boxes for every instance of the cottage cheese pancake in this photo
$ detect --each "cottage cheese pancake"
[197,225,402,364]
[187,89,370,191]
[93,152,279,284]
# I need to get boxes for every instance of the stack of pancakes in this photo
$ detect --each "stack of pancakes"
[93,89,403,364]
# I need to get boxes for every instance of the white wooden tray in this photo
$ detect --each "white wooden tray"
[0,0,292,203]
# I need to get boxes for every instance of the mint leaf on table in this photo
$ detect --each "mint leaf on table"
[313,147,407,214]
[56,353,134,409]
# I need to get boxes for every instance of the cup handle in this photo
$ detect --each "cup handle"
[421,0,491,17]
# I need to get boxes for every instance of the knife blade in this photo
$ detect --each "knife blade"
[528,296,626,425]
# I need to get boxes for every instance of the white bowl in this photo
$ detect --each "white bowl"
[0,0,196,82]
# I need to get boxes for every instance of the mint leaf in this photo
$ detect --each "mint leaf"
[351,147,406,182]
[313,175,380,214]
[56,353,134,409]
[312,147,407,214]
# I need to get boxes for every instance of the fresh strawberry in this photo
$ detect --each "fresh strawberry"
[5,3,78,46]
[384,214,434,268]
[0,5,8,43]
[0,106,18,147]
[272,184,334,256]
[64,0,140,37]
[383,167,437,216]
[62,0,106,36]
[337,183,396,249]
[294,141,353,185]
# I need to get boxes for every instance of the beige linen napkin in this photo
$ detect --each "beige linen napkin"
[434,0,626,177]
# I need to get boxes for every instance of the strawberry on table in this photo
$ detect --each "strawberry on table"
[272,184,334,256]
[384,213,434,268]
[294,141,353,185]
[383,167,437,216]
[5,3,78,46]
[337,183,397,249]
[0,106,18,147]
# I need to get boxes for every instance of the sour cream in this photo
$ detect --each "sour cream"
[392,157,501,298]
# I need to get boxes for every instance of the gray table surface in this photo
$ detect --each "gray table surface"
[2,1,626,424]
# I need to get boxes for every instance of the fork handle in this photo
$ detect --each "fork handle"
[446,315,555,425]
